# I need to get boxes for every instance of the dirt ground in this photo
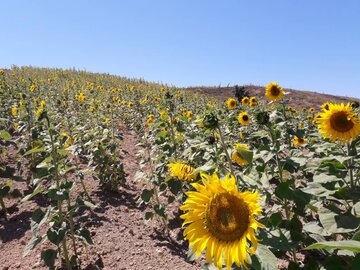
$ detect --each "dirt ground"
[0,129,201,270]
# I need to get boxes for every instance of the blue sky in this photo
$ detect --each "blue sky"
[1,0,360,98]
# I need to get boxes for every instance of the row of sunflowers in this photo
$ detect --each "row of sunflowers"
[1,66,360,269]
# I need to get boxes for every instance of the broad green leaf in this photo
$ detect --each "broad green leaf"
[319,208,359,234]
[140,189,153,203]
[167,178,182,195]
[304,240,360,252]
[32,208,45,223]
[41,249,58,268]
[251,244,277,270]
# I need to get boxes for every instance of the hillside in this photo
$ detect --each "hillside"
[185,85,359,109]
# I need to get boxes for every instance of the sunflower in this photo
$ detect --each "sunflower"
[293,136,306,147]
[11,107,18,116]
[168,163,196,181]
[36,108,43,120]
[180,173,263,270]
[231,143,250,166]
[265,82,283,101]
[308,107,315,113]
[241,96,249,106]
[249,97,257,106]
[317,103,360,143]
[40,100,46,108]
[147,114,154,124]
[186,111,193,120]
[321,102,330,111]
[238,112,250,125]
[226,98,237,110]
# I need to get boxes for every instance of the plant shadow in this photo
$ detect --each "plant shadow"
[0,210,32,243]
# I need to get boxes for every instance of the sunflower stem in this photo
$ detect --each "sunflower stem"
[0,198,7,220]
[145,138,169,234]
[347,143,355,189]
[46,116,71,270]
[217,127,245,187]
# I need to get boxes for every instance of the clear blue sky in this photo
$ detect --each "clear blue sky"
[2,0,360,98]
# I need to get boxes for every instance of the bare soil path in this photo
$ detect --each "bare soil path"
[0,129,200,270]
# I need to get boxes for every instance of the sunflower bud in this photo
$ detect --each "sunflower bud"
[165,91,173,99]
[207,135,216,145]
[255,111,270,125]
[203,112,219,129]
[351,101,360,109]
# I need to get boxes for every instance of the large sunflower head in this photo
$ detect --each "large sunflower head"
[226,98,237,110]
[317,103,360,143]
[238,112,250,125]
[180,173,263,269]
[168,163,196,181]
[265,82,283,101]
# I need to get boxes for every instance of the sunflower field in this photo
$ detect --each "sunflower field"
[1,66,360,269]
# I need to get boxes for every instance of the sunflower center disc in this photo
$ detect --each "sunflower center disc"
[206,193,249,241]
[242,115,249,121]
[330,112,354,132]
[270,86,280,96]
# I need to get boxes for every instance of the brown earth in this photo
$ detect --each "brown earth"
[185,85,359,109]
[0,129,201,270]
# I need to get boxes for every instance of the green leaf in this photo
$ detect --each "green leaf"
[251,244,277,270]
[77,227,93,245]
[154,204,166,218]
[23,236,43,257]
[269,212,282,228]
[304,240,360,252]
[0,185,11,198]
[32,208,45,223]
[352,230,360,241]
[21,185,42,202]
[47,224,66,245]
[352,202,360,218]
[76,196,97,209]
[0,130,11,141]
[167,195,175,204]
[167,178,182,195]
[41,249,58,268]
[140,189,153,203]
[236,147,253,164]
[47,188,69,201]
[313,174,340,184]
[23,146,46,156]
[319,208,359,234]
[145,211,154,220]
